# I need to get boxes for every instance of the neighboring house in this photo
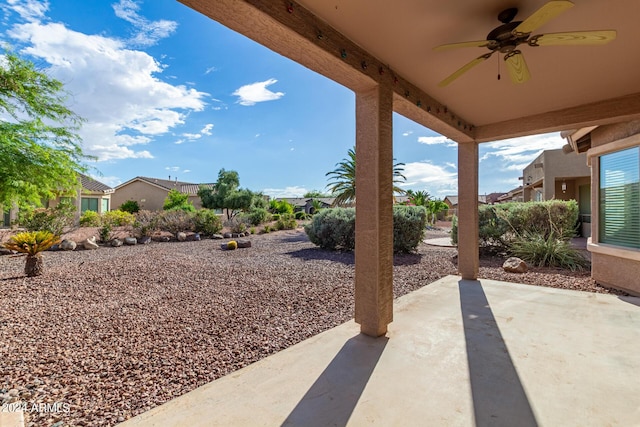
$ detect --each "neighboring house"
[278,197,335,214]
[1,173,113,227]
[496,186,524,203]
[564,121,640,296]
[521,148,591,236]
[443,195,487,218]
[111,176,214,211]
[485,192,506,204]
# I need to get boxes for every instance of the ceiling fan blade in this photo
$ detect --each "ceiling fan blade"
[438,52,493,87]
[504,51,531,84]
[514,0,574,35]
[433,40,491,51]
[529,30,617,46]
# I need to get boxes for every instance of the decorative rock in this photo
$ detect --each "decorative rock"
[193,233,201,241]
[110,239,123,247]
[177,232,187,242]
[124,237,137,245]
[48,244,60,251]
[61,239,77,251]
[220,243,228,250]
[503,257,528,273]
[232,233,240,238]
[223,232,232,238]
[139,236,152,245]
[211,234,224,240]
[0,248,13,256]
[83,237,99,250]
[237,240,252,249]
[8,389,18,397]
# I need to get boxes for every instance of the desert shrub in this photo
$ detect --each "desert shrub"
[262,225,272,233]
[306,206,428,253]
[276,213,298,230]
[269,199,294,215]
[19,200,75,236]
[102,210,135,227]
[226,216,248,234]
[294,211,309,220]
[119,200,140,214]
[250,227,256,234]
[305,208,356,250]
[193,209,222,236]
[271,213,280,221]
[133,210,159,237]
[393,205,427,253]
[80,210,101,227]
[163,189,195,212]
[247,208,271,226]
[509,231,589,271]
[157,210,195,234]
[98,223,112,243]
[451,215,458,245]
[227,240,238,250]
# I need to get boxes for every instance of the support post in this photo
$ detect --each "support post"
[457,142,479,280]
[354,83,394,337]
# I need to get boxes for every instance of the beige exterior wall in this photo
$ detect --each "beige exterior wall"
[112,181,171,211]
[586,120,640,295]
[522,149,590,202]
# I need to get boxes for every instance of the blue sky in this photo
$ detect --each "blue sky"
[1,0,567,199]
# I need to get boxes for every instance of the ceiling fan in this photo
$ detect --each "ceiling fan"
[434,0,616,87]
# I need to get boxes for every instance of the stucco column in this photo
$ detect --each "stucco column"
[354,83,394,337]
[458,142,479,280]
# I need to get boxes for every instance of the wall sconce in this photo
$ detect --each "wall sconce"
[526,176,532,185]
[561,180,567,193]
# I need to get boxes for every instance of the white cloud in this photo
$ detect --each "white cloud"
[480,133,565,169]
[232,78,284,106]
[201,123,214,135]
[3,0,49,22]
[402,130,413,137]
[165,166,180,172]
[204,66,217,74]
[112,0,177,47]
[398,161,458,197]
[417,135,456,147]
[182,169,191,173]
[182,132,202,140]
[7,20,208,161]
[92,175,122,188]
[263,186,308,198]
[174,139,185,145]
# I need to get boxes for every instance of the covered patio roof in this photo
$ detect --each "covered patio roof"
[122,276,640,426]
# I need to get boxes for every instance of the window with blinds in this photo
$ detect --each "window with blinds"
[599,147,640,249]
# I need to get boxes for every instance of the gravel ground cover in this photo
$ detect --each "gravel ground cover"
[0,227,624,426]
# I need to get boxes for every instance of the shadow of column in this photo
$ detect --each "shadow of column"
[458,280,538,427]
[281,334,388,427]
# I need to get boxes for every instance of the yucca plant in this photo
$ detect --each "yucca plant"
[3,231,60,277]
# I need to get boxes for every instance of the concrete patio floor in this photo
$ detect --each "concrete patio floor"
[121,275,640,426]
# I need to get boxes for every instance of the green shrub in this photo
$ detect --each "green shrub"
[163,189,195,212]
[294,211,309,220]
[250,227,256,234]
[393,205,427,253]
[133,210,158,237]
[509,231,589,271]
[269,199,294,215]
[80,210,101,227]
[157,210,195,234]
[102,210,136,227]
[19,200,75,236]
[247,208,271,226]
[262,225,272,233]
[451,215,458,245]
[193,209,222,236]
[99,223,112,243]
[305,208,356,250]
[226,217,248,234]
[119,200,140,214]
[271,213,280,221]
[305,206,427,253]
[276,213,298,230]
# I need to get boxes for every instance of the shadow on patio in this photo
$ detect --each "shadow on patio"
[121,275,640,426]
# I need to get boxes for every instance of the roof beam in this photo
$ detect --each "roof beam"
[475,92,640,143]
[179,0,474,141]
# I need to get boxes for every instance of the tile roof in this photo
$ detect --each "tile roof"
[80,173,113,193]
[134,177,214,195]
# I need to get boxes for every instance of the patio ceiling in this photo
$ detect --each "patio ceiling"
[181,0,640,143]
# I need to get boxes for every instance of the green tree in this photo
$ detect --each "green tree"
[163,189,195,212]
[426,199,448,225]
[0,48,92,209]
[198,169,256,219]
[405,189,431,207]
[325,147,407,206]
[303,190,330,198]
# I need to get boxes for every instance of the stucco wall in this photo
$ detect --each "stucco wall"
[591,252,640,296]
[522,149,589,202]
[112,181,170,211]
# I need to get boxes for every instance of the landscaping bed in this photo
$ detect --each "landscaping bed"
[0,228,624,426]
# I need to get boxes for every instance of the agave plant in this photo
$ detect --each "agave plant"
[3,231,60,277]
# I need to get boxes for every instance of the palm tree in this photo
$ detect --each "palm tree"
[3,231,60,277]
[405,189,431,207]
[326,147,406,206]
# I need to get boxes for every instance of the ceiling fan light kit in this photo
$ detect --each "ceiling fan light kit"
[434,0,616,87]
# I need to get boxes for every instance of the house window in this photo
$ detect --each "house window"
[81,198,99,213]
[599,147,640,249]
[101,198,109,213]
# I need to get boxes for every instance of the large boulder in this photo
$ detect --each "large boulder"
[60,239,77,251]
[237,240,252,248]
[138,236,152,245]
[503,257,528,273]
[83,236,99,250]
[124,237,137,245]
